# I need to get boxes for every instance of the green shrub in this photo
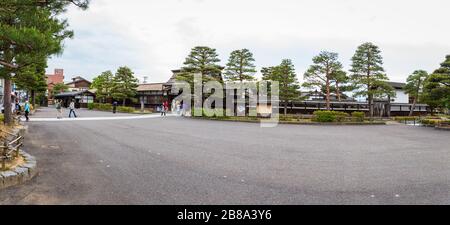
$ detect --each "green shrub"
[420,118,441,126]
[87,103,94,110]
[117,106,135,113]
[0,114,4,123]
[334,111,349,122]
[313,111,335,122]
[351,112,365,122]
[93,103,112,111]
[191,108,229,117]
[313,111,350,122]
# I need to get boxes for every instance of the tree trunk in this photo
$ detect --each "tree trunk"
[3,78,12,125]
[284,101,287,115]
[368,94,374,120]
[32,90,36,107]
[335,82,341,102]
[409,97,417,117]
[325,78,331,110]
[122,99,126,107]
[140,97,144,112]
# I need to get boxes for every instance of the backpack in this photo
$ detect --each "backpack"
[56,103,61,110]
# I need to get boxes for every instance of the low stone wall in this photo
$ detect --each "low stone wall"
[0,127,37,189]
[0,150,37,189]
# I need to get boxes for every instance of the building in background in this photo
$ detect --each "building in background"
[46,69,65,104]
[66,76,92,92]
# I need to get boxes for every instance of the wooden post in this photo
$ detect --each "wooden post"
[1,141,7,170]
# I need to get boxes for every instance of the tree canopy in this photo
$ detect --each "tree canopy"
[303,51,344,109]
[422,55,450,112]
[91,70,114,103]
[224,49,256,82]
[262,59,301,115]
[350,42,394,118]
[111,66,139,106]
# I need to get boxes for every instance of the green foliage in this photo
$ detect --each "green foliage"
[313,110,349,122]
[110,66,139,106]
[351,112,365,122]
[117,106,135,113]
[92,103,112,111]
[180,46,223,81]
[87,103,94,110]
[91,70,114,103]
[404,70,429,100]
[420,118,441,126]
[0,0,89,124]
[350,43,394,117]
[224,49,256,82]
[191,108,229,117]
[262,59,301,115]
[52,83,69,95]
[303,51,345,108]
[422,55,450,112]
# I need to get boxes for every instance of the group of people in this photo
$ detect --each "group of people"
[54,99,77,119]
[161,100,188,116]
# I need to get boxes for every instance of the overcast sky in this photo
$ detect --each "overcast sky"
[47,0,450,84]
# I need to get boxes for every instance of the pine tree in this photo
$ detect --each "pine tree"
[404,70,429,116]
[224,49,256,82]
[303,51,344,109]
[422,55,450,113]
[91,71,114,103]
[13,59,48,107]
[111,66,139,106]
[176,46,223,90]
[262,59,301,115]
[0,0,89,124]
[350,42,393,118]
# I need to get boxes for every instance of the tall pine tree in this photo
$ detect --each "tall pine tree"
[262,59,301,115]
[350,42,393,118]
[303,51,344,110]
[224,49,256,82]
[404,70,429,116]
[111,66,139,106]
[422,55,450,113]
[0,0,89,124]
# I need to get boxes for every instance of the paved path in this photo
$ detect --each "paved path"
[1,108,450,204]
[23,107,172,122]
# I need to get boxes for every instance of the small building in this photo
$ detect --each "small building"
[136,83,166,111]
[54,90,95,108]
[66,76,92,92]
[387,82,409,103]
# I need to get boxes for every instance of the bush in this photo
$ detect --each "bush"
[0,114,4,123]
[117,106,135,113]
[92,103,113,111]
[313,111,350,122]
[420,118,441,126]
[313,111,335,122]
[87,103,94,110]
[351,112,365,122]
[191,108,230,117]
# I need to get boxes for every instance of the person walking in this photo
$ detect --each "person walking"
[113,101,118,114]
[24,100,30,122]
[160,102,166,116]
[69,99,77,118]
[56,100,63,119]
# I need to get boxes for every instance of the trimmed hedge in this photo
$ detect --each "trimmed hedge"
[351,112,365,122]
[117,106,135,113]
[92,103,113,111]
[313,110,349,122]
[191,108,230,117]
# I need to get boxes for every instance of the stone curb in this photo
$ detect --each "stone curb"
[0,128,37,190]
[189,117,387,126]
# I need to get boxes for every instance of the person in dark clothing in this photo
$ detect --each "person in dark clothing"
[113,101,118,114]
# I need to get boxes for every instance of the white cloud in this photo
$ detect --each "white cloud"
[47,0,450,83]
